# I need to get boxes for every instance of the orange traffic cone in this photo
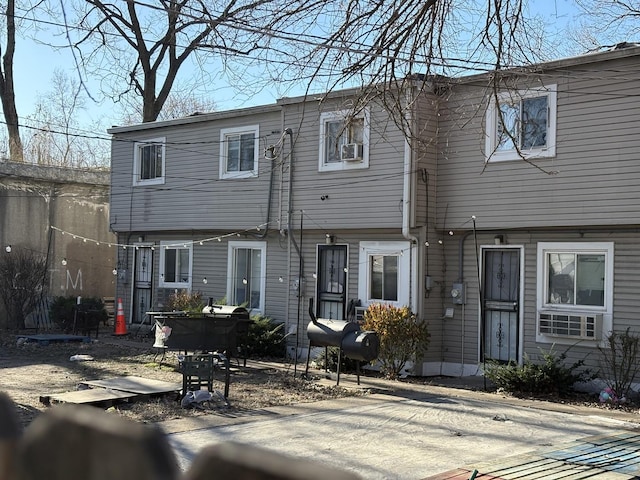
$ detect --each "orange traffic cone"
[114,298,128,336]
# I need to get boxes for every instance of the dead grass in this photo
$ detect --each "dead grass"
[0,333,364,429]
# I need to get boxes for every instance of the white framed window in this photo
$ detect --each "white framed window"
[318,109,370,172]
[159,241,192,288]
[133,137,165,186]
[219,125,259,179]
[358,241,410,308]
[227,241,266,313]
[485,85,556,162]
[536,242,613,344]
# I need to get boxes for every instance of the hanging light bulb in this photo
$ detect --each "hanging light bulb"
[112,268,118,276]
[202,277,208,284]
[242,278,248,285]
[5,245,11,253]
[278,276,284,283]
[61,258,67,266]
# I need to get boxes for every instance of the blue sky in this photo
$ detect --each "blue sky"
[12,0,581,135]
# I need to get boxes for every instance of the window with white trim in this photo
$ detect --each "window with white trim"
[159,241,192,288]
[485,85,556,162]
[227,241,266,313]
[358,241,410,307]
[318,109,369,171]
[133,137,165,186]
[536,242,613,344]
[219,125,259,179]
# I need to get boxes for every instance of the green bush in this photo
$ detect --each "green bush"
[313,346,363,373]
[49,296,107,333]
[244,314,285,359]
[484,346,595,396]
[361,303,430,379]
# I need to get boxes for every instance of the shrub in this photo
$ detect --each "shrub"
[599,328,640,401]
[165,290,205,313]
[361,303,430,379]
[484,345,595,396]
[49,296,107,333]
[313,346,362,373]
[244,314,285,359]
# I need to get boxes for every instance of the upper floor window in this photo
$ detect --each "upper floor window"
[159,241,192,288]
[358,241,410,308]
[219,125,259,179]
[485,85,556,162]
[133,138,165,186]
[318,109,369,172]
[227,241,266,313]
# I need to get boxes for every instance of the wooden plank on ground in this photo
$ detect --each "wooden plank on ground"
[41,388,136,406]
[80,376,180,395]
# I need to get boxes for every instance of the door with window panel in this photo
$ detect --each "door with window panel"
[316,245,348,320]
[231,247,262,310]
[482,249,520,362]
[132,246,153,324]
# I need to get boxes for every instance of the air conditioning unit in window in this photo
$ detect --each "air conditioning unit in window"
[538,311,603,340]
[341,143,363,161]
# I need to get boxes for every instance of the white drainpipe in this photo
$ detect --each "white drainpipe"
[402,99,421,317]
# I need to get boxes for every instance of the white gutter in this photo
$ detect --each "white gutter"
[402,98,420,316]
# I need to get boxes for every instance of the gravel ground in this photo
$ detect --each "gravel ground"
[0,332,364,429]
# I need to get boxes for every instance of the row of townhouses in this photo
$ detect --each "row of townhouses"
[107,45,640,377]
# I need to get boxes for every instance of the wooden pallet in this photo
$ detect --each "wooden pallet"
[40,389,137,407]
[80,376,181,396]
[40,376,181,408]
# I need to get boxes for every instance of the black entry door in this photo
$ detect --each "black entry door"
[316,245,347,320]
[482,249,520,362]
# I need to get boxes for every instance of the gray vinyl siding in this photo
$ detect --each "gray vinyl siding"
[283,99,407,230]
[110,107,283,232]
[436,52,640,232]
[439,228,640,372]
[119,230,291,322]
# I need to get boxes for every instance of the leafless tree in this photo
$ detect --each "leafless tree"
[22,69,110,167]
[117,87,217,125]
[0,0,23,161]
[573,0,640,52]
[57,0,554,126]
[0,248,48,330]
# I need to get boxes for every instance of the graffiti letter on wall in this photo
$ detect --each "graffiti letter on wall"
[66,269,83,291]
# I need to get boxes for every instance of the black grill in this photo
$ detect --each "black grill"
[305,299,379,385]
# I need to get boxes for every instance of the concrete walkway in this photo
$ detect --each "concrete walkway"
[160,368,640,479]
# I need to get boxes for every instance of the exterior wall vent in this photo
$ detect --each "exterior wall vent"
[538,310,602,340]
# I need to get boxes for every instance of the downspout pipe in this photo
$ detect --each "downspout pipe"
[402,93,420,315]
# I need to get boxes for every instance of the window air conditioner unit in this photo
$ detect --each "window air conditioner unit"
[341,143,363,161]
[538,311,602,340]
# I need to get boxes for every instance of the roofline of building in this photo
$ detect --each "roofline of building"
[107,103,282,134]
[107,44,640,134]
[444,43,640,86]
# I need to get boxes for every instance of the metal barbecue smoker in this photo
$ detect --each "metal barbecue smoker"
[305,299,379,385]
